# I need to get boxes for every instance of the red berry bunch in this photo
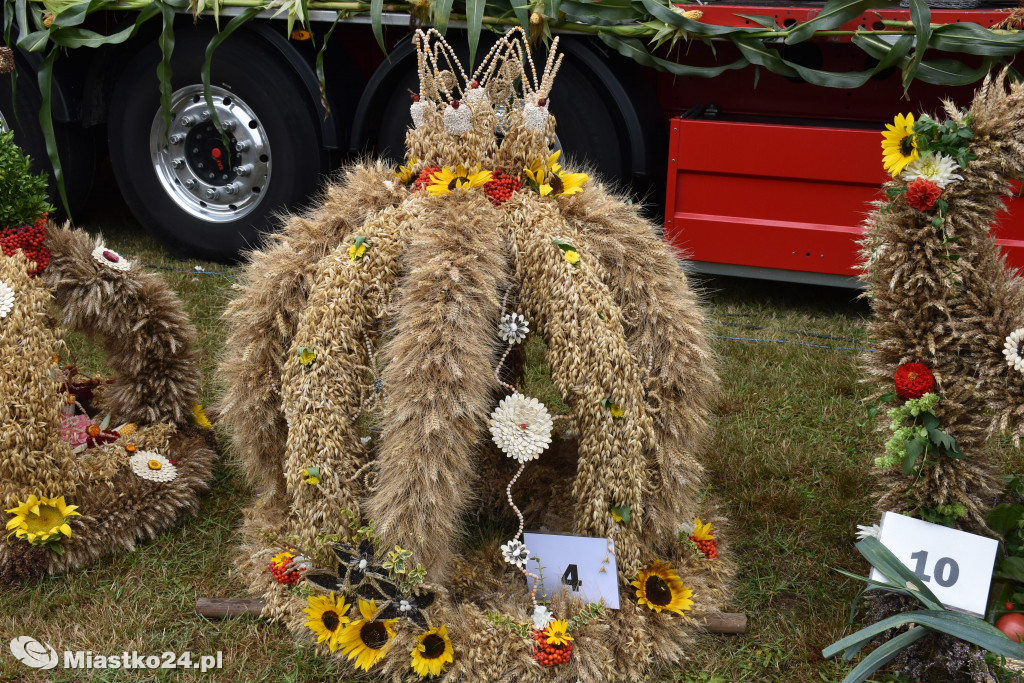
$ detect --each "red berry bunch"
[414,167,441,191]
[894,362,935,400]
[691,535,718,559]
[484,171,521,206]
[0,214,50,275]
[269,555,305,586]
[532,629,572,667]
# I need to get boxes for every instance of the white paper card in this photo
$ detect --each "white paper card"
[870,511,998,617]
[523,533,620,609]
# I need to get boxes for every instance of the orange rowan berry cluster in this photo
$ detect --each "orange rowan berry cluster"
[483,171,521,206]
[269,555,305,586]
[414,167,441,191]
[532,629,572,667]
[691,535,718,559]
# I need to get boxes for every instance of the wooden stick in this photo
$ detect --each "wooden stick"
[197,597,748,634]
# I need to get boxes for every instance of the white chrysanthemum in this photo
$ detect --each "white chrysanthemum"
[0,280,13,319]
[489,392,552,463]
[531,605,553,630]
[129,451,178,483]
[1004,328,1024,373]
[523,101,549,132]
[500,539,530,569]
[443,102,472,136]
[855,524,881,541]
[901,152,963,189]
[498,313,529,345]
[410,100,431,129]
[91,245,131,272]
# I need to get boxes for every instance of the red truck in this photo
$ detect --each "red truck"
[3,0,1022,284]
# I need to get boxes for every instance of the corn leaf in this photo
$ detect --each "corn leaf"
[370,0,385,55]
[838,626,929,683]
[902,0,930,90]
[202,6,261,148]
[466,0,484,67]
[36,47,68,217]
[785,0,899,44]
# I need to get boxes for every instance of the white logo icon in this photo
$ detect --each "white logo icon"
[9,636,58,669]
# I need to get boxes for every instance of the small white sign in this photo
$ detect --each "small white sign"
[523,532,620,609]
[870,511,998,617]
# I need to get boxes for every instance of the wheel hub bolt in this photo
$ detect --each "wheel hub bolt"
[235,140,250,152]
[180,116,195,127]
[224,183,239,195]
[200,110,210,120]
[172,158,184,169]
[222,120,236,131]
[184,179,196,189]
[206,189,220,199]
[234,164,253,177]
[169,134,184,144]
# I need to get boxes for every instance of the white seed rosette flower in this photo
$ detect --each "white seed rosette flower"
[0,279,13,319]
[91,245,131,272]
[498,313,529,345]
[1005,328,1024,373]
[523,101,549,132]
[464,87,488,106]
[410,100,431,129]
[855,524,881,541]
[129,451,178,483]
[489,392,552,463]
[500,539,530,569]
[443,102,472,136]
[901,151,963,189]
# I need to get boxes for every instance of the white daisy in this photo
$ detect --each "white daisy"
[855,524,881,541]
[500,539,530,569]
[91,245,131,272]
[523,100,549,132]
[498,313,529,345]
[0,279,13,319]
[489,393,553,463]
[129,451,178,483]
[901,152,963,189]
[531,605,553,630]
[677,520,696,536]
[1004,328,1024,374]
[443,101,472,136]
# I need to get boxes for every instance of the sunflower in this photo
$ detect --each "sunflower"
[191,403,212,430]
[5,495,80,545]
[426,165,492,196]
[304,593,351,651]
[524,151,588,197]
[394,158,418,185]
[881,113,919,178]
[631,559,694,615]
[338,598,399,671]
[410,624,454,678]
[692,518,713,541]
[543,619,574,646]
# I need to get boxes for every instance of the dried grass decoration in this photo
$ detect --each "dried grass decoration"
[0,225,216,583]
[226,28,732,680]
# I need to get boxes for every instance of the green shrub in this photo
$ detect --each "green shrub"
[0,129,54,229]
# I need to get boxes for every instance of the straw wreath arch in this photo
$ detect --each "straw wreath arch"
[0,225,216,583]
[227,29,732,680]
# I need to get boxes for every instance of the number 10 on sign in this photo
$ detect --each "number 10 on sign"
[870,511,998,617]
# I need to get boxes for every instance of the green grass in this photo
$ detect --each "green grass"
[1,205,1015,681]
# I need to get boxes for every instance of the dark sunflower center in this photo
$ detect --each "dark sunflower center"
[549,174,564,195]
[421,634,446,659]
[361,621,389,649]
[321,611,340,632]
[448,176,469,190]
[645,575,673,606]
[900,135,915,156]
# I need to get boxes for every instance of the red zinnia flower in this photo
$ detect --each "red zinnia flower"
[894,362,935,400]
[905,178,942,212]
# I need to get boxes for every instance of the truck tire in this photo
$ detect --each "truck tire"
[0,61,96,220]
[108,28,324,262]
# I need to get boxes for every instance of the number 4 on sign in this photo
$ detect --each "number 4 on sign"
[561,564,582,592]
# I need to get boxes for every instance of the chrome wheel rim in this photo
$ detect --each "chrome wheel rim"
[149,85,270,222]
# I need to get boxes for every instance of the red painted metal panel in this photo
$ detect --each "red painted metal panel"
[665,117,1024,277]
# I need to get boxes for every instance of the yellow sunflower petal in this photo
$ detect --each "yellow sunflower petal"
[59,523,72,537]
